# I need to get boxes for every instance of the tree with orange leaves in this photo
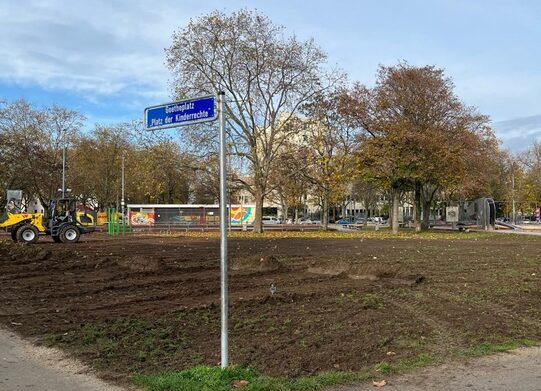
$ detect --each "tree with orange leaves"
[340,63,499,233]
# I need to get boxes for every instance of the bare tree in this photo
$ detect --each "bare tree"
[302,91,359,229]
[267,140,312,222]
[165,9,342,232]
[351,179,381,226]
[0,99,84,210]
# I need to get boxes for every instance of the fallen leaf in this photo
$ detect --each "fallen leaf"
[232,380,249,388]
[386,351,396,356]
[373,379,387,387]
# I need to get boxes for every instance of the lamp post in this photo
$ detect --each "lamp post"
[512,172,516,225]
[61,128,68,198]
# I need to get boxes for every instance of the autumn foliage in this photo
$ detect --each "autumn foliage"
[338,63,500,232]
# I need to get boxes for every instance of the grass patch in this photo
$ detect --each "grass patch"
[361,293,384,309]
[134,365,371,391]
[135,354,439,391]
[375,353,437,375]
[462,339,537,357]
[46,317,194,371]
[151,230,498,241]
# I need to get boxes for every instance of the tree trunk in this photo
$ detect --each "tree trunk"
[422,199,431,230]
[253,187,264,233]
[364,205,368,228]
[322,196,329,230]
[414,184,422,232]
[421,185,437,230]
[280,195,288,223]
[392,188,400,234]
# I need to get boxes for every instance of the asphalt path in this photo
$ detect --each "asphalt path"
[334,346,541,391]
[0,327,128,391]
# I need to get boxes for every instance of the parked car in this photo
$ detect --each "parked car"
[299,218,321,224]
[336,218,353,225]
[262,216,280,224]
[496,217,511,223]
[368,217,386,224]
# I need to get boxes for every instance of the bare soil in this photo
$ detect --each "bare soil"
[0,231,540,385]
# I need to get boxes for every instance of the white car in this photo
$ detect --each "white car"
[262,216,280,224]
[299,218,321,225]
[368,217,386,224]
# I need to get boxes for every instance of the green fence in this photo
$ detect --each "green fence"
[106,208,131,235]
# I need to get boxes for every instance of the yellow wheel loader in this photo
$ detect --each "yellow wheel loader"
[0,198,95,244]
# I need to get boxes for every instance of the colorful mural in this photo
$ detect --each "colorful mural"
[129,211,155,225]
[230,207,255,225]
[126,205,255,226]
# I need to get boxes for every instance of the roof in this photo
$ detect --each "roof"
[127,204,256,208]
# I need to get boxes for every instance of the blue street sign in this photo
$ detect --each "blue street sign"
[144,95,217,130]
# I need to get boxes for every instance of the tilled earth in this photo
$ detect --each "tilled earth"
[0,232,540,385]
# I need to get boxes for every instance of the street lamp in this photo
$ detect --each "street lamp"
[61,128,68,198]
[512,172,516,225]
[507,160,517,225]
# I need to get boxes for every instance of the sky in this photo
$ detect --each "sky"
[1,0,540,151]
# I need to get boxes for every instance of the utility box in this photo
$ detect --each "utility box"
[446,206,459,223]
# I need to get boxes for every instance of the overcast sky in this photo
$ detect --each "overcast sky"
[1,0,540,151]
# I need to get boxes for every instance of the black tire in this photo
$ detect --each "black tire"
[59,225,80,243]
[16,224,39,244]
[10,227,19,242]
[52,235,62,243]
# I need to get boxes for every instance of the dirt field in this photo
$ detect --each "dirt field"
[0,231,540,386]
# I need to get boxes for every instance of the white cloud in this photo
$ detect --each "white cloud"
[0,0,206,102]
[493,115,541,152]
[2,0,541,134]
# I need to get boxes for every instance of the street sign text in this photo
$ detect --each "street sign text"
[144,95,216,130]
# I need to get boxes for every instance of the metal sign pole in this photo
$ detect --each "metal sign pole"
[218,91,229,368]
[62,129,67,198]
[142,93,225,366]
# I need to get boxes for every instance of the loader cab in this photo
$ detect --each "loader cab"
[47,197,96,243]
[49,198,77,226]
